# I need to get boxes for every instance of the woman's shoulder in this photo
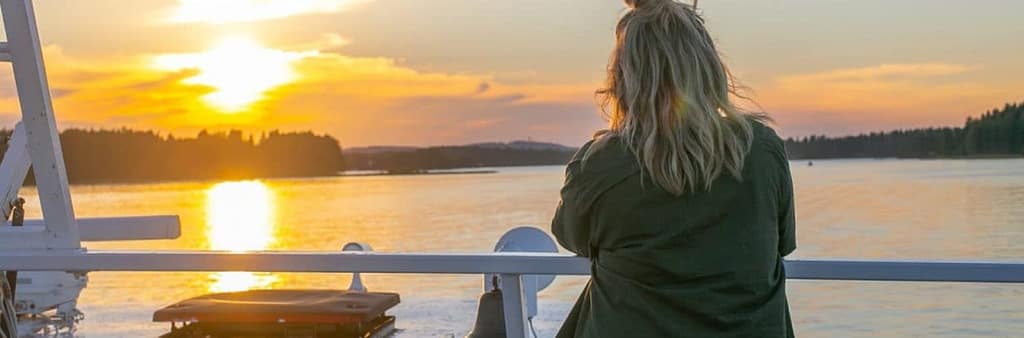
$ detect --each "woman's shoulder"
[559,134,640,220]
[750,117,782,141]
[746,118,790,171]
[571,132,634,168]
[563,132,640,191]
[749,118,786,154]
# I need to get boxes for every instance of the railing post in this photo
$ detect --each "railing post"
[499,274,530,338]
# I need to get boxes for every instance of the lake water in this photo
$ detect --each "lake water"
[15,159,1024,337]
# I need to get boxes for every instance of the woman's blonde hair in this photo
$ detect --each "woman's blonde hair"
[592,0,764,195]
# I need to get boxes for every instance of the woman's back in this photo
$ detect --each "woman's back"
[552,0,797,335]
[553,121,795,337]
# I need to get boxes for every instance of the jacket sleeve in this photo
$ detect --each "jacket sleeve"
[551,142,595,258]
[776,141,797,257]
[552,165,592,257]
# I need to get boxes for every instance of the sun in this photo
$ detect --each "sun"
[154,36,314,112]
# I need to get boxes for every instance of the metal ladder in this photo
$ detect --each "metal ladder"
[0,0,80,250]
[0,2,181,335]
[0,2,80,335]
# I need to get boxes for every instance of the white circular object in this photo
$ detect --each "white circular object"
[491,226,558,291]
[342,242,373,252]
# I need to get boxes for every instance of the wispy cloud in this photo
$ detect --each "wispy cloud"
[18,49,1013,144]
[168,0,374,24]
[0,42,602,146]
[254,51,602,145]
[779,63,974,83]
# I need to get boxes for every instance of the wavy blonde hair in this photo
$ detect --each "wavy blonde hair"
[592,0,764,195]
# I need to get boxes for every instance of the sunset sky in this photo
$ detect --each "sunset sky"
[1,0,1021,146]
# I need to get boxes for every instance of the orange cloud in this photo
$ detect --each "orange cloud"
[756,63,1021,136]
[259,51,602,145]
[780,63,973,83]
[0,43,603,146]
[0,47,207,129]
[39,44,1017,145]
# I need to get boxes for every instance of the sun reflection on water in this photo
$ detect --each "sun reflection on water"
[205,180,278,292]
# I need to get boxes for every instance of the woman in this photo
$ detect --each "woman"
[552,0,796,337]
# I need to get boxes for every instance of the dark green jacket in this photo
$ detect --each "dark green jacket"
[552,123,796,337]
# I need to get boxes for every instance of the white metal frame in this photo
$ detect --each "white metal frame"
[0,1,1022,337]
[0,0,79,250]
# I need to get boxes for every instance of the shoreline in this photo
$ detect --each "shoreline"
[33,156,1021,186]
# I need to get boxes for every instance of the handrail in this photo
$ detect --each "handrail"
[785,258,1024,283]
[2,251,1023,337]
[0,250,592,274]
[1,250,1023,283]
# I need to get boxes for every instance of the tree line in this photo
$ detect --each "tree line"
[0,128,344,184]
[785,101,1024,159]
[5,101,1018,184]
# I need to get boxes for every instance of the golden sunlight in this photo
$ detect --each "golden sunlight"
[154,36,314,112]
[205,180,278,292]
[210,272,277,293]
[206,180,275,251]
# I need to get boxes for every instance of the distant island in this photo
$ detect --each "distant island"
[0,129,576,184]
[785,101,1024,159]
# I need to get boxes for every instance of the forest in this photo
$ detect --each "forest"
[785,101,1024,159]
[0,128,344,184]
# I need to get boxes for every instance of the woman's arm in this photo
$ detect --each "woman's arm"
[551,141,598,258]
[777,145,797,257]
[552,159,594,258]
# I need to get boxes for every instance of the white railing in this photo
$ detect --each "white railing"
[1,251,1023,337]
